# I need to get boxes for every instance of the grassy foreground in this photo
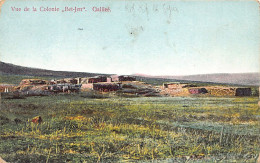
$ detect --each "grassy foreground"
[0,93,259,162]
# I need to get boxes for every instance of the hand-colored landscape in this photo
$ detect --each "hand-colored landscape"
[0,62,259,162]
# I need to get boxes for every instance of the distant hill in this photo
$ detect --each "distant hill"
[0,62,259,86]
[134,73,260,86]
[0,61,109,78]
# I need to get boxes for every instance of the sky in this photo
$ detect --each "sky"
[0,0,259,76]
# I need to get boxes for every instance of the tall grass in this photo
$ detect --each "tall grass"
[0,94,259,162]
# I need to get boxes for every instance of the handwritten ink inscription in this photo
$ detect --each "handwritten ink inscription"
[10,3,177,17]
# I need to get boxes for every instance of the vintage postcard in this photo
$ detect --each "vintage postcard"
[0,0,259,162]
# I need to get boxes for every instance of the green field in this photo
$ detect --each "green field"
[0,93,259,162]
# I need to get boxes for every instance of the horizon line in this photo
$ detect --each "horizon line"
[1,61,259,77]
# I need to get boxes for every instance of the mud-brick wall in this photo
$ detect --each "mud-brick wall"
[207,88,236,96]
[235,88,251,96]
